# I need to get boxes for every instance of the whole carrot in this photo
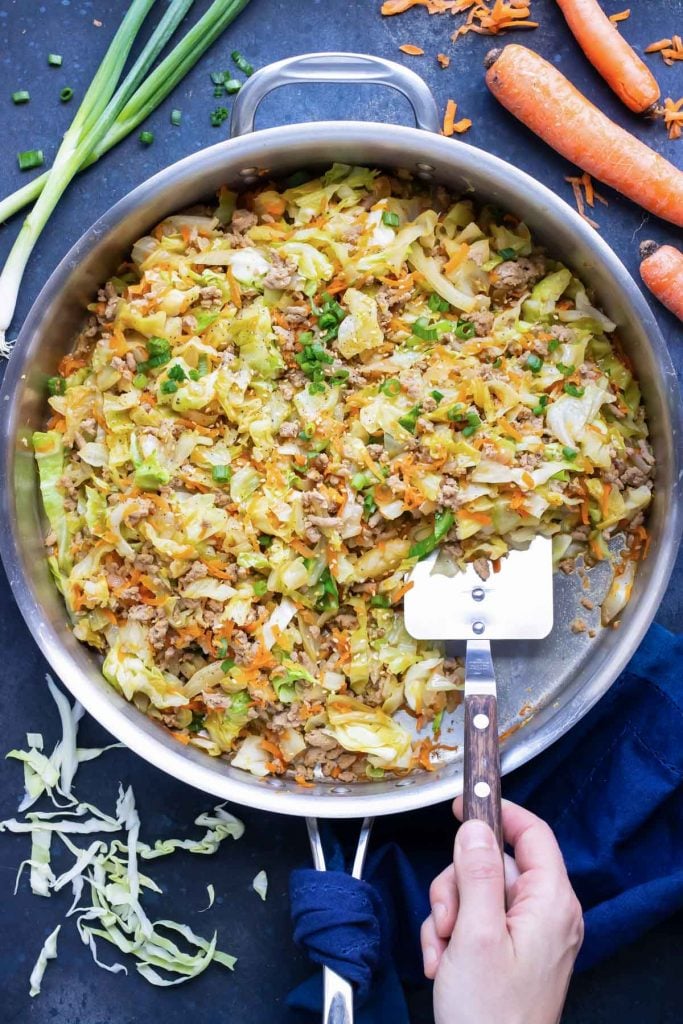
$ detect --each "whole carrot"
[485,45,683,228]
[639,240,683,320]
[555,0,660,114]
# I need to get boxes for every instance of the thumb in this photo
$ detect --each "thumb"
[452,819,506,940]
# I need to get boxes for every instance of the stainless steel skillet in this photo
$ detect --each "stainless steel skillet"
[0,57,680,1019]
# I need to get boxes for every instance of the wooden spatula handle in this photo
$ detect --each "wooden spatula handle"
[463,693,503,851]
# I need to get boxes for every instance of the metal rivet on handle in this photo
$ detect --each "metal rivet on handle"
[472,587,485,602]
[472,621,485,635]
[416,162,434,171]
[474,781,491,798]
[473,713,489,730]
[239,167,259,176]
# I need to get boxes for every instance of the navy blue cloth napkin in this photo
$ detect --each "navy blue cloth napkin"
[287,623,683,1022]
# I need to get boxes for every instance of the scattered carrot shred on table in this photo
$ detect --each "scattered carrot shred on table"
[437,52,451,66]
[379,0,538,42]
[662,97,683,140]
[565,172,608,229]
[443,98,472,135]
[644,35,683,65]
[399,43,425,54]
[608,8,630,24]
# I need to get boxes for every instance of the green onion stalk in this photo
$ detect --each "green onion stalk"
[0,0,253,355]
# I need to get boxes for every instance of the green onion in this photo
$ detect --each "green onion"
[330,369,349,386]
[446,404,465,422]
[398,404,422,434]
[160,379,178,394]
[12,90,30,104]
[216,638,228,658]
[231,50,253,75]
[298,425,314,441]
[46,375,65,396]
[210,71,226,85]
[133,372,148,389]
[379,378,401,397]
[362,491,377,519]
[409,508,454,560]
[59,87,74,102]
[564,382,585,397]
[212,465,232,483]
[17,150,44,170]
[548,338,560,352]
[433,708,444,735]
[167,362,186,381]
[0,0,255,353]
[431,389,444,403]
[526,353,543,373]
[557,362,575,376]
[462,412,481,437]
[454,319,476,340]
[381,210,399,227]
[492,357,502,368]
[170,108,181,125]
[187,711,206,733]
[563,446,578,460]
[224,78,241,94]
[188,369,200,381]
[48,54,63,67]
[351,472,372,491]
[370,594,391,608]
[315,568,339,613]
[428,292,450,313]
[253,579,267,597]
[214,85,225,97]
[498,247,517,260]
[139,129,154,144]
[258,534,273,549]
[210,106,229,127]
[221,658,236,673]
[308,381,326,395]
[412,316,438,342]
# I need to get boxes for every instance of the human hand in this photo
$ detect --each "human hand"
[421,798,583,1024]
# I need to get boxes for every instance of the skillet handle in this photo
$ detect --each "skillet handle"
[463,640,503,852]
[230,52,441,136]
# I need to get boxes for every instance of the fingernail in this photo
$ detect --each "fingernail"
[433,902,447,929]
[423,945,437,974]
[458,819,495,851]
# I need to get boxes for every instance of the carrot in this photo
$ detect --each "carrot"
[437,53,451,68]
[485,45,683,227]
[638,240,683,320]
[399,43,425,55]
[554,0,659,113]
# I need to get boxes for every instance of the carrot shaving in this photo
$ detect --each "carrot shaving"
[452,117,472,133]
[608,8,630,24]
[444,242,469,273]
[662,97,683,140]
[226,265,242,308]
[437,53,451,67]
[399,43,425,54]
[171,731,191,745]
[645,36,683,64]
[391,580,415,604]
[565,174,600,229]
[58,354,87,377]
[599,482,612,519]
[443,98,457,136]
[294,774,315,788]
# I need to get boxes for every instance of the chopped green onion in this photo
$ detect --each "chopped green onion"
[564,382,585,397]
[224,78,241,94]
[47,54,63,67]
[132,372,148,389]
[351,472,372,491]
[59,86,74,102]
[170,108,182,125]
[221,658,236,673]
[308,381,326,395]
[379,378,401,397]
[253,579,267,597]
[370,594,391,608]
[548,338,560,352]
[409,508,454,560]
[258,534,273,549]
[557,362,575,376]
[454,319,476,340]
[498,247,517,260]
[188,369,200,381]
[330,369,349,386]
[428,292,450,313]
[563,446,578,460]
[398,404,422,434]
[526,353,543,373]
[167,362,187,381]
[492,357,502,368]
[433,708,444,735]
[362,491,377,519]
[216,638,229,658]
[210,71,226,85]
[12,90,30,104]
[46,375,65,396]
[315,568,339,613]
[160,379,178,394]
[431,389,444,403]
[139,129,154,145]
[231,50,253,75]
[213,84,225,97]
[212,464,232,483]
[210,106,229,127]
[381,210,399,227]
[462,412,482,437]
[17,149,44,170]
[447,404,465,422]
[412,316,438,342]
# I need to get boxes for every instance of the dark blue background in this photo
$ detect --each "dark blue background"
[0,1,681,1021]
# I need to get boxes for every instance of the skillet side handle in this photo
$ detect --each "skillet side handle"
[230,52,441,137]
[463,692,503,852]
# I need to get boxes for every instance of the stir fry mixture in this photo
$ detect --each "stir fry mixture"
[35,164,654,783]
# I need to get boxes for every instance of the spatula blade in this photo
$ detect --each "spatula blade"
[404,535,554,641]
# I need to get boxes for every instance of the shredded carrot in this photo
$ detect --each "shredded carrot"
[437,53,451,67]
[171,731,191,745]
[294,774,315,788]
[452,117,472,133]
[599,483,612,518]
[443,98,457,136]
[499,415,523,440]
[391,580,415,604]
[645,36,683,65]
[565,174,602,229]
[226,265,242,308]
[260,738,284,760]
[57,354,87,377]
[608,8,630,24]
[399,43,425,54]
[662,97,683,140]
[444,242,469,272]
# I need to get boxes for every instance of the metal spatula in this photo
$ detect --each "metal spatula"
[404,536,554,848]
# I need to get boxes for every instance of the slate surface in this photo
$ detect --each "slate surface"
[0,1,681,1021]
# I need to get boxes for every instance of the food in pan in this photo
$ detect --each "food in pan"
[34,164,654,782]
